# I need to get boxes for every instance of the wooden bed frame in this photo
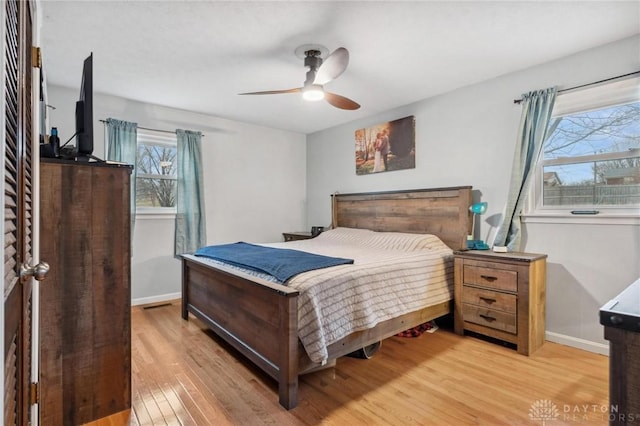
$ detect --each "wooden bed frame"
[181,186,472,409]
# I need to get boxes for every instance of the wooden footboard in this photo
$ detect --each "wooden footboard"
[181,256,300,409]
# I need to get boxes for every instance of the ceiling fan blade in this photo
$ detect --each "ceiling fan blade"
[314,47,349,85]
[325,92,360,110]
[239,88,302,95]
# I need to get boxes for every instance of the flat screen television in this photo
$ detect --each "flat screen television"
[75,52,93,158]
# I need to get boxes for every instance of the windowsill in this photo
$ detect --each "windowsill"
[522,213,640,225]
[135,209,176,220]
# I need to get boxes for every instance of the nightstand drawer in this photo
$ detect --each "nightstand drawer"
[463,265,517,292]
[462,286,517,314]
[462,303,517,334]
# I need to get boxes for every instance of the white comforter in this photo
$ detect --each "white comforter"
[263,227,454,364]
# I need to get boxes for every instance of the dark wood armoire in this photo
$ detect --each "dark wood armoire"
[39,158,132,425]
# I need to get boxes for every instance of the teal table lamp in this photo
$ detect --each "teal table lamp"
[467,202,488,250]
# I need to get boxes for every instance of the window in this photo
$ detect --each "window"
[528,76,640,220]
[136,130,177,212]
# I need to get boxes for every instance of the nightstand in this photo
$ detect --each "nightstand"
[453,250,547,355]
[282,232,314,242]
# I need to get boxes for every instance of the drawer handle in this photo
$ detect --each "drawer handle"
[479,314,496,323]
[479,296,496,304]
[480,274,498,282]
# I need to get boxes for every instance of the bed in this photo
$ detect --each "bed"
[181,186,472,409]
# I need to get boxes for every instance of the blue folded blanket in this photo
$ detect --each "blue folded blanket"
[194,242,354,282]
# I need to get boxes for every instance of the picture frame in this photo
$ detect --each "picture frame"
[355,115,415,175]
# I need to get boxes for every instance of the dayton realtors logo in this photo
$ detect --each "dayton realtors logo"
[529,399,560,424]
[529,399,636,423]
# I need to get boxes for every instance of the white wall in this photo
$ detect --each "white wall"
[47,86,307,302]
[306,35,640,352]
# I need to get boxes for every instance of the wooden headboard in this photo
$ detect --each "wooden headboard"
[331,186,472,251]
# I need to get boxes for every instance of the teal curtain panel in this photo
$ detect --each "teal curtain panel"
[494,87,557,251]
[175,129,207,255]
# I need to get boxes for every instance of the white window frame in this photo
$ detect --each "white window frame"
[524,75,640,225]
[135,129,177,219]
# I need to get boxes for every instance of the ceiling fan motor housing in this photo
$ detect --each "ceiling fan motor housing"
[304,50,323,86]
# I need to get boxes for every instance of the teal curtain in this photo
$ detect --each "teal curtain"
[175,129,206,255]
[494,87,557,251]
[106,118,138,239]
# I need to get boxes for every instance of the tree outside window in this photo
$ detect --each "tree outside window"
[136,133,177,208]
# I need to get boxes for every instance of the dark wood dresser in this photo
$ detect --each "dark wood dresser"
[39,159,132,425]
[600,278,640,425]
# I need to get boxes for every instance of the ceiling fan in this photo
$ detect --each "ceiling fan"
[239,46,360,110]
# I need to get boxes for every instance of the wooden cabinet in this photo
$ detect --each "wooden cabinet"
[282,232,314,242]
[39,159,132,425]
[454,250,547,355]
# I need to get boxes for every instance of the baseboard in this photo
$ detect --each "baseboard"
[132,292,181,307]
[545,331,609,356]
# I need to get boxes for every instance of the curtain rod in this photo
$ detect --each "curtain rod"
[99,119,205,137]
[513,70,640,104]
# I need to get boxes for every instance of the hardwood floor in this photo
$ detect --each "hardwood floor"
[100,301,609,425]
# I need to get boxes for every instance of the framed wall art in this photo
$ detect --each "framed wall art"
[355,115,415,175]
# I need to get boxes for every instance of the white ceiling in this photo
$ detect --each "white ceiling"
[40,1,640,135]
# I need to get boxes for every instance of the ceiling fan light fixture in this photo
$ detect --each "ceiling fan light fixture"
[240,46,359,110]
[302,85,325,101]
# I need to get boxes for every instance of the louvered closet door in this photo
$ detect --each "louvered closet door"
[4,0,36,424]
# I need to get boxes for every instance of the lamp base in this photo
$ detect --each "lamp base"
[467,239,490,250]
